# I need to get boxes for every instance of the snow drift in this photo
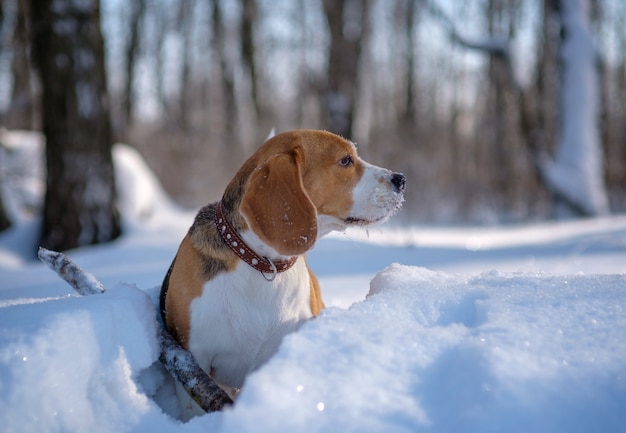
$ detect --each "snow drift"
[1,265,625,433]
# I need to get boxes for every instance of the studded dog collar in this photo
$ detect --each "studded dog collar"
[215,201,298,281]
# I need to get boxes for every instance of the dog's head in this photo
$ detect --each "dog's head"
[223,130,405,257]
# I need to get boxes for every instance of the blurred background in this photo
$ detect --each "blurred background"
[0,0,625,251]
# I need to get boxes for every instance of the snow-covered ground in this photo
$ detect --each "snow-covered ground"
[1,132,625,432]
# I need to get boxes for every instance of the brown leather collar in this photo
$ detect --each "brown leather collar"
[215,201,298,281]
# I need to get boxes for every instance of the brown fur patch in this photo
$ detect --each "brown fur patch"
[164,204,237,348]
[240,150,318,256]
[307,260,324,316]
[164,236,204,348]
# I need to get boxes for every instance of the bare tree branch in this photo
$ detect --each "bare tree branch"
[38,247,105,295]
[419,0,520,91]
[158,326,233,412]
[37,247,233,413]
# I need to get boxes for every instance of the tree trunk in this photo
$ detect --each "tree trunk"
[402,0,417,124]
[212,0,236,146]
[322,0,368,140]
[7,0,36,130]
[541,0,609,216]
[601,2,626,209]
[122,0,145,135]
[0,192,10,231]
[154,1,169,118]
[31,0,121,252]
[240,0,260,117]
[178,0,193,131]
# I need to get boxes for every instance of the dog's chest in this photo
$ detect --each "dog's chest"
[187,258,313,388]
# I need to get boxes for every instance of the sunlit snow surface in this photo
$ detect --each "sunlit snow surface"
[1,130,625,432]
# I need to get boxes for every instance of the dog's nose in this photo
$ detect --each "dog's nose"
[391,173,406,193]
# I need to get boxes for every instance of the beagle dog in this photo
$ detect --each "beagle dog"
[160,129,405,406]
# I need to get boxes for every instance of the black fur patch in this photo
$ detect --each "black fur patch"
[159,256,176,323]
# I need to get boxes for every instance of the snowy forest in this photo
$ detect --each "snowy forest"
[1,2,626,431]
[1,0,626,251]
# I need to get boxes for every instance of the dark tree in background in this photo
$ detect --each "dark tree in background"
[0,194,10,231]
[323,0,369,140]
[240,0,260,118]
[31,0,121,252]
[121,0,146,136]
[7,0,36,130]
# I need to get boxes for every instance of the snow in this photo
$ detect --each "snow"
[0,284,159,433]
[223,267,626,433]
[1,130,626,432]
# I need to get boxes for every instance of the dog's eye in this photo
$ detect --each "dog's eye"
[338,155,354,168]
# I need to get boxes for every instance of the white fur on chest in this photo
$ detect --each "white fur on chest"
[187,258,313,389]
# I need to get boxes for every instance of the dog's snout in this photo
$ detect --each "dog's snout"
[391,173,406,193]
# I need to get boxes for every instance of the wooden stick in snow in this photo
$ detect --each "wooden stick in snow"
[158,326,233,412]
[38,247,105,295]
[37,247,233,412]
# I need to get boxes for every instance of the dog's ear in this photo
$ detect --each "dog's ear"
[240,149,317,256]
